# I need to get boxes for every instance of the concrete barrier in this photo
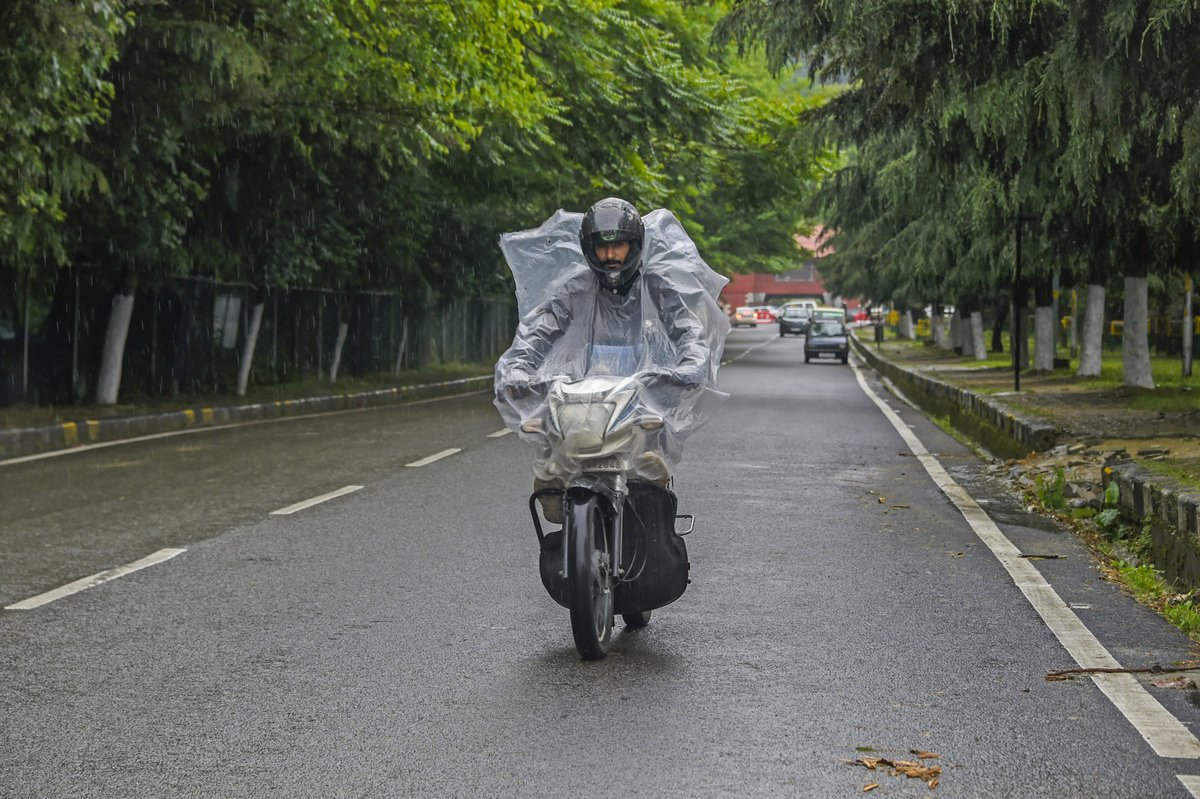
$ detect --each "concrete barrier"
[850,337,1058,459]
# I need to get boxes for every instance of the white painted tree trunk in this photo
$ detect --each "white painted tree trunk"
[949,310,963,351]
[1077,283,1105,377]
[1122,275,1154,388]
[96,290,136,405]
[236,300,265,397]
[931,314,946,348]
[970,311,987,360]
[1034,304,1056,371]
[899,310,914,339]
[329,320,349,382]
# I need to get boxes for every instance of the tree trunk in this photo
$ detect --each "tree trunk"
[236,294,265,397]
[970,310,987,360]
[949,309,963,352]
[1033,278,1055,371]
[899,309,914,339]
[1077,283,1105,377]
[1010,304,1029,369]
[1067,288,1078,358]
[392,316,409,377]
[991,302,1008,353]
[329,320,349,382]
[96,277,138,405]
[1122,275,1154,388]
[1034,306,1056,370]
[931,306,947,348]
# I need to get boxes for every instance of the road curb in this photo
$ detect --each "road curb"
[0,375,493,460]
[851,336,1058,459]
[1104,462,1200,584]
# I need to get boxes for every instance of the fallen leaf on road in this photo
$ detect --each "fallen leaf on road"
[891,504,911,509]
[844,754,943,789]
[1152,676,1197,690]
[864,784,879,793]
[951,552,965,558]
[1019,553,1064,560]
[911,750,940,759]
[878,496,886,504]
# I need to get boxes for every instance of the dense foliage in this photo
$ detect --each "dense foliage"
[1,0,829,305]
[715,0,1200,311]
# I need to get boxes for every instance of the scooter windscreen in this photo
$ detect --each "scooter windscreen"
[493,208,730,483]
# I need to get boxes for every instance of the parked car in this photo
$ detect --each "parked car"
[778,306,810,336]
[804,319,850,364]
[732,306,759,328]
[752,306,777,323]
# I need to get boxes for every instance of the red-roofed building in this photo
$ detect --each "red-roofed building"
[721,227,836,309]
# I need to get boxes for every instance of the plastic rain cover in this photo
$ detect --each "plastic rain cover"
[494,208,730,483]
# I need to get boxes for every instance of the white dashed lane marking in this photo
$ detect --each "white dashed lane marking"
[270,485,364,516]
[5,548,187,610]
[405,448,462,468]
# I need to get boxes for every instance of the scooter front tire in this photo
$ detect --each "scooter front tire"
[566,493,614,660]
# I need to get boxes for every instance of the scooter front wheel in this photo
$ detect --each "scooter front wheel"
[565,493,614,660]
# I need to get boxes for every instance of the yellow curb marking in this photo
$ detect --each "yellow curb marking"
[182,409,195,426]
[61,422,79,447]
[86,420,100,442]
[201,408,213,425]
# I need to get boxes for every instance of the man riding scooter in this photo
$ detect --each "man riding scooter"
[494,197,722,523]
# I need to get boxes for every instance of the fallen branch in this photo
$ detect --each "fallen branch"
[1046,662,1200,681]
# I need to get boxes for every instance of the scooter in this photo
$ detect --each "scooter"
[520,374,694,659]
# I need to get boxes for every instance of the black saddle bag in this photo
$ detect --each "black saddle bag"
[538,482,690,614]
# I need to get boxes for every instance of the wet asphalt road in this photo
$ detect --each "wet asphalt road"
[3,325,1199,797]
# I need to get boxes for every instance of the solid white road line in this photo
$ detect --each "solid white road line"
[405,448,462,468]
[0,389,491,468]
[5,548,187,611]
[1179,775,1200,797]
[270,485,363,516]
[852,362,1200,760]
[487,429,513,438]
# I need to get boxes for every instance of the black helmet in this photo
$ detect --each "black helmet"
[579,197,645,292]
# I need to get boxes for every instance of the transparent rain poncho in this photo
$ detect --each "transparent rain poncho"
[494,208,730,482]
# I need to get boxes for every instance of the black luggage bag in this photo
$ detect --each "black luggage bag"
[538,481,690,615]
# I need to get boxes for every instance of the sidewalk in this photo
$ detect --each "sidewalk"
[852,334,1200,590]
[0,370,494,462]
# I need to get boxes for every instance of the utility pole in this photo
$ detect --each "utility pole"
[1185,274,1194,379]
